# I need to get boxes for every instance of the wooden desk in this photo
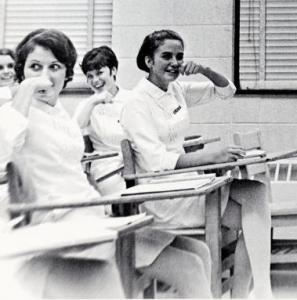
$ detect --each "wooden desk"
[123,149,297,181]
[8,176,233,298]
[81,152,119,163]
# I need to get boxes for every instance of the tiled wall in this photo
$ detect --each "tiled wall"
[61,0,297,152]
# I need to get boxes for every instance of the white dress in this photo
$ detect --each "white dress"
[0,102,124,298]
[74,88,176,268]
[121,77,236,228]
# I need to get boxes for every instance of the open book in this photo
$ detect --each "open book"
[239,149,267,159]
[121,174,216,196]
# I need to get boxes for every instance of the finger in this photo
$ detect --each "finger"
[184,62,194,75]
[179,63,187,75]
[193,65,201,74]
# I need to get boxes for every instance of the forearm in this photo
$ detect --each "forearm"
[11,82,35,117]
[199,66,229,88]
[75,104,95,128]
[175,149,217,169]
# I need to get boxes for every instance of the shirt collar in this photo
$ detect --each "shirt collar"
[138,77,175,100]
[32,99,64,115]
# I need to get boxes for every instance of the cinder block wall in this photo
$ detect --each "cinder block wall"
[62,0,297,153]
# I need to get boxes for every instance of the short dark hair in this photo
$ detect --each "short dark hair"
[81,46,118,79]
[0,48,15,61]
[15,28,77,88]
[136,29,184,73]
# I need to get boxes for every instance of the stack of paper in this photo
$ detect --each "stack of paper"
[122,174,216,195]
[240,149,266,159]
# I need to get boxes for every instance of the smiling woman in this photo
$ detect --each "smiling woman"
[0,48,15,88]
[0,48,16,105]
[0,28,125,298]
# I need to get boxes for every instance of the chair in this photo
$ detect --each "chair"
[6,161,153,299]
[120,137,239,298]
[233,130,297,269]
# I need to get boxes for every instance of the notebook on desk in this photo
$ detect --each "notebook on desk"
[239,149,267,159]
[121,174,216,196]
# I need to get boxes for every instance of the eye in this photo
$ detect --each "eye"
[162,54,172,60]
[96,70,103,76]
[7,63,15,69]
[30,63,41,71]
[0,65,3,71]
[50,64,62,70]
[176,53,184,61]
[87,74,93,80]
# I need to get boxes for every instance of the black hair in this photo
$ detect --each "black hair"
[81,46,118,79]
[0,48,15,61]
[136,29,184,73]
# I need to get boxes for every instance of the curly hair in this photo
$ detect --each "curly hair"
[15,29,77,88]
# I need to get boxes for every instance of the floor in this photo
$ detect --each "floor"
[156,269,297,299]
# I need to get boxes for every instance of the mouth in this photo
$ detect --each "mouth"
[166,69,179,75]
[0,75,14,81]
[93,82,105,90]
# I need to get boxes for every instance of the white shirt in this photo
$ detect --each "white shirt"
[1,101,103,224]
[121,77,236,228]
[74,88,131,182]
[122,77,236,172]
[0,86,12,100]
[0,106,28,228]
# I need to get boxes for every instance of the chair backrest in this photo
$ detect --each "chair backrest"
[233,130,268,178]
[233,130,272,200]
[7,161,35,224]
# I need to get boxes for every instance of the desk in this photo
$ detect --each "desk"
[123,149,297,181]
[8,176,233,298]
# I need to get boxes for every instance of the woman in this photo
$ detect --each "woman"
[0,48,16,105]
[74,46,213,299]
[121,29,273,299]
[0,29,124,299]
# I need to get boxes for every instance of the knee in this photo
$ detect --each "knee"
[183,253,206,276]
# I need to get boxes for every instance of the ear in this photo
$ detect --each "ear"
[144,55,153,69]
[111,66,118,77]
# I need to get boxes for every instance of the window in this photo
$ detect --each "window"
[0,0,113,89]
[236,0,297,91]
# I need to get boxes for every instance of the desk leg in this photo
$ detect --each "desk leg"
[205,188,222,298]
[116,232,137,298]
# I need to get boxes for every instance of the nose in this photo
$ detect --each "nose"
[170,57,179,67]
[41,67,51,79]
[3,66,11,73]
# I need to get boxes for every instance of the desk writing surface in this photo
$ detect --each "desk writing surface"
[0,215,153,259]
[8,176,233,214]
[123,148,297,180]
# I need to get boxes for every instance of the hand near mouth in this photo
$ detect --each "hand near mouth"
[90,90,114,106]
[21,77,53,94]
[179,61,202,76]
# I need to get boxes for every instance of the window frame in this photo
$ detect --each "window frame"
[0,0,112,94]
[234,0,297,95]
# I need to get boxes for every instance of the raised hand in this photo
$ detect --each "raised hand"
[89,90,114,106]
[179,61,202,76]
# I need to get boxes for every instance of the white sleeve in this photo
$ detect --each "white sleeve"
[121,96,180,172]
[72,99,89,136]
[178,79,236,108]
[0,105,28,178]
